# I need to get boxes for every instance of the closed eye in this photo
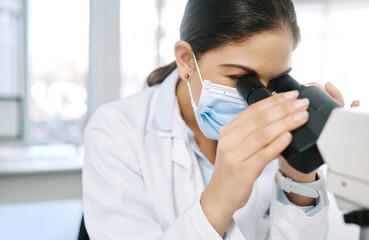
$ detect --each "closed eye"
[228,75,247,80]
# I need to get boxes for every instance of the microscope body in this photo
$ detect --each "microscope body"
[237,74,369,237]
[237,74,341,173]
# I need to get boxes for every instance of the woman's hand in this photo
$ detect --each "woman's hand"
[200,90,310,237]
[278,81,360,206]
[306,81,360,107]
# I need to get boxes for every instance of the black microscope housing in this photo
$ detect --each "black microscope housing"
[236,74,341,173]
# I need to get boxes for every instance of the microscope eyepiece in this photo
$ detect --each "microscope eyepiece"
[268,74,305,93]
[237,75,272,105]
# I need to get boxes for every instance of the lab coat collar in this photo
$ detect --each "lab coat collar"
[146,68,185,138]
[146,68,193,171]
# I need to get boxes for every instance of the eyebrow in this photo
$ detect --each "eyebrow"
[219,63,292,79]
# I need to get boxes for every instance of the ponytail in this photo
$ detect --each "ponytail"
[146,61,177,87]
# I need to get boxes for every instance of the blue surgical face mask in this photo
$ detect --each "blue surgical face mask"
[187,52,249,140]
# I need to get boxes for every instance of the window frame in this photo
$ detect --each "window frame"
[0,96,24,141]
[0,0,27,144]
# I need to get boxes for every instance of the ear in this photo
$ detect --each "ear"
[174,40,194,82]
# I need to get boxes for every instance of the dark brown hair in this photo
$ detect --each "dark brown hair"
[147,0,300,86]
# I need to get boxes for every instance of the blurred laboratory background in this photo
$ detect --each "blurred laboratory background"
[0,0,368,239]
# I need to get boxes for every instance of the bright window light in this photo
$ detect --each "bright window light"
[293,1,369,110]
[120,0,369,111]
[28,0,89,144]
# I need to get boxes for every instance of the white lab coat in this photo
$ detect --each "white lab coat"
[83,69,329,239]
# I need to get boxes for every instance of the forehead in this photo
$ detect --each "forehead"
[200,30,295,79]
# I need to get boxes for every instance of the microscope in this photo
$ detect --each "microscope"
[237,74,369,239]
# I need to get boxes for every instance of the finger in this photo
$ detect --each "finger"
[350,100,360,108]
[235,110,309,162]
[225,98,309,143]
[246,131,293,170]
[229,90,299,127]
[306,82,325,91]
[325,82,345,106]
[306,81,345,106]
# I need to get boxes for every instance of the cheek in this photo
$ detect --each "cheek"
[221,78,238,88]
[208,77,237,88]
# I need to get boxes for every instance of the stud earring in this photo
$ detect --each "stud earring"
[185,73,189,79]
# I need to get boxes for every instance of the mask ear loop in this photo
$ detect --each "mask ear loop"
[192,52,204,85]
[186,82,197,109]
[186,52,203,109]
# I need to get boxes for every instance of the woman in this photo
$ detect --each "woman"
[83,0,359,239]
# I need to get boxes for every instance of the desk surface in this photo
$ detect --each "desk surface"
[0,143,83,175]
[0,144,83,204]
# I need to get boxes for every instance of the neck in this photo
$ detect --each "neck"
[176,78,218,165]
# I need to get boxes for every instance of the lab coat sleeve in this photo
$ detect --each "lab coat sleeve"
[82,105,243,240]
[269,169,329,240]
[277,187,325,217]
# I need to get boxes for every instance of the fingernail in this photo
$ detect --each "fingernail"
[293,98,309,109]
[293,111,309,122]
[284,90,299,99]
[279,132,291,144]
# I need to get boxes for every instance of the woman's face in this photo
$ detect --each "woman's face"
[188,30,295,105]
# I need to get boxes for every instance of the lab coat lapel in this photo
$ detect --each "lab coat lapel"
[171,136,205,216]
[171,100,205,215]
[145,68,205,222]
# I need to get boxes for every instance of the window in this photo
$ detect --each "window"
[292,0,369,110]
[120,0,187,97]
[121,0,369,111]
[120,1,158,97]
[27,0,89,144]
[0,0,24,140]
[159,0,187,65]
[0,0,23,97]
